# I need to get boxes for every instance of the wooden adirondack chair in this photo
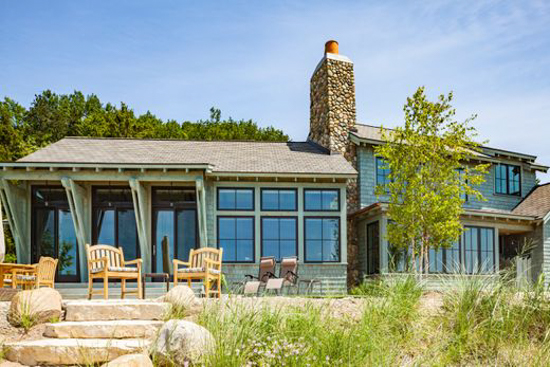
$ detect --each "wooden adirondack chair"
[173,248,223,298]
[10,257,58,289]
[86,244,143,300]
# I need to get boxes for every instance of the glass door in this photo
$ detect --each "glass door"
[32,187,80,282]
[92,186,139,260]
[152,187,197,274]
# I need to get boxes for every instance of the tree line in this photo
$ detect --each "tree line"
[0,90,289,162]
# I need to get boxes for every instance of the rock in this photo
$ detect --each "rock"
[163,286,201,315]
[64,300,170,321]
[0,361,28,367]
[101,353,153,367]
[153,320,215,364]
[4,338,150,366]
[44,320,163,339]
[8,288,62,327]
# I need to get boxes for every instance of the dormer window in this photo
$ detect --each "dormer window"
[495,164,521,196]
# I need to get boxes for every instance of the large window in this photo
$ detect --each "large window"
[428,241,461,274]
[304,217,340,262]
[32,186,79,282]
[261,217,297,260]
[376,157,391,188]
[463,227,495,274]
[261,189,297,211]
[217,217,254,262]
[217,188,254,211]
[366,222,380,274]
[92,186,139,260]
[152,187,197,273]
[304,189,340,211]
[495,164,521,196]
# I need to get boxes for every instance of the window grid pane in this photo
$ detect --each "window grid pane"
[305,218,340,262]
[261,217,297,261]
[304,189,339,211]
[217,217,254,262]
[218,189,254,210]
[261,189,297,211]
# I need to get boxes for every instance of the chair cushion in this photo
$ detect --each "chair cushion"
[178,267,221,275]
[90,266,139,274]
[16,275,37,281]
[4,275,37,282]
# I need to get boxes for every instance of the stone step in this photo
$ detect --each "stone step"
[44,320,164,339]
[5,338,151,366]
[63,300,170,321]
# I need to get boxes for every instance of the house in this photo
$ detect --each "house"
[1,40,549,292]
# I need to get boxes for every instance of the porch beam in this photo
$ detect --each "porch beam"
[0,180,30,263]
[0,170,201,182]
[61,178,89,282]
[129,178,151,273]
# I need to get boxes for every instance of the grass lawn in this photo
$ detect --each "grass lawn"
[195,276,550,366]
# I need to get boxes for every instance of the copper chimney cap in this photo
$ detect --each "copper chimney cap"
[325,40,339,55]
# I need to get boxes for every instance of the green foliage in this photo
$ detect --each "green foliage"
[375,87,489,273]
[0,91,288,164]
[0,91,288,260]
[198,277,423,366]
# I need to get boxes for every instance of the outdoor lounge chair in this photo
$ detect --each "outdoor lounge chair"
[241,256,276,295]
[173,248,223,298]
[265,256,299,295]
[10,257,58,289]
[86,244,143,300]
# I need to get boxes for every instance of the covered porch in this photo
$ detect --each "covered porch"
[354,203,541,287]
[0,161,211,283]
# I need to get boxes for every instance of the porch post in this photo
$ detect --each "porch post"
[0,179,30,263]
[61,178,89,282]
[129,178,150,273]
[380,216,389,273]
[195,176,208,248]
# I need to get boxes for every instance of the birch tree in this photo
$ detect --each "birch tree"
[375,87,489,274]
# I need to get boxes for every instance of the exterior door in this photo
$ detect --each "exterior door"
[31,187,80,282]
[152,187,198,274]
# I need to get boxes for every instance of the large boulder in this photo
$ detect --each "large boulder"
[8,288,62,327]
[153,320,215,365]
[101,353,153,367]
[163,286,201,316]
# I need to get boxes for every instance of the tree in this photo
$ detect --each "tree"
[375,87,489,274]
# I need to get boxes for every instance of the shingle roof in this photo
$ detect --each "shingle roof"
[17,137,357,176]
[352,124,493,160]
[512,184,550,218]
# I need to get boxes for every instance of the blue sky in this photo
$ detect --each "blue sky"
[1,1,550,179]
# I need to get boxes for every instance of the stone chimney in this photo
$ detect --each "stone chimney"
[308,40,356,156]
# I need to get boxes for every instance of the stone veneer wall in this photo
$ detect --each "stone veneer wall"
[308,52,360,287]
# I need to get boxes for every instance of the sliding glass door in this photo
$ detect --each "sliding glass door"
[32,187,79,282]
[92,186,139,260]
[152,188,197,273]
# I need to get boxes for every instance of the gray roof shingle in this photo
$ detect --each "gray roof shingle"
[18,137,357,176]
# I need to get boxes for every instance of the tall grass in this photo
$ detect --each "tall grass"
[436,274,550,365]
[173,275,550,366]
[197,276,423,366]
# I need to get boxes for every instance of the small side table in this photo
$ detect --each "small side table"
[298,279,323,295]
[142,273,170,299]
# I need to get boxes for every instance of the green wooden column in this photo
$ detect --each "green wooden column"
[129,178,150,273]
[0,179,30,263]
[195,176,208,248]
[61,178,90,282]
